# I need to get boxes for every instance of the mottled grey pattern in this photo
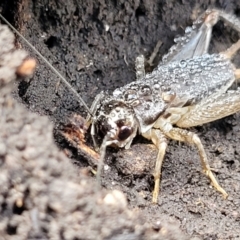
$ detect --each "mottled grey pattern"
[94,53,235,132]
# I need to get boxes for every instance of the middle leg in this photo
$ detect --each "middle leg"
[163,127,228,198]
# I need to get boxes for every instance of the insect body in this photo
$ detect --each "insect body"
[88,9,240,203]
[2,9,240,203]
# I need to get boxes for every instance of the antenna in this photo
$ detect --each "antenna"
[0,14,92,116]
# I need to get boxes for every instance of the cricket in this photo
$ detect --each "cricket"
[1,9,240,203]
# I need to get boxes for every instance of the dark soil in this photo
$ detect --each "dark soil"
[0,21,189,240]
[1,0,240,239]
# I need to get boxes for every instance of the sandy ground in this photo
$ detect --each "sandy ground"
[1,0,240,239]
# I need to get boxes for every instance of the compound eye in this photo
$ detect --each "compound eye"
[118,126,133,141]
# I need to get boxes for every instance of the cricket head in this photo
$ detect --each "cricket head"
[88,92,139,150]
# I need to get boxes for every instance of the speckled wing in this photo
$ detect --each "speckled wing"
[154,53,236,105]
[113,52,236,133]
[176,88,240,128]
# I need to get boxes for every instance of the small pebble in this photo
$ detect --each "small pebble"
[0,142,7,156]
[103,190,127,208]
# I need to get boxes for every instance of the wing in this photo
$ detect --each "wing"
[176,88,240,128]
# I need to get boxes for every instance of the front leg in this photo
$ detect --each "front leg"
[163,127,228,199]
[142,129,168,203]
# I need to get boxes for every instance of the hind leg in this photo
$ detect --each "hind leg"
[221,39,240,59]
[163,9,240,64]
